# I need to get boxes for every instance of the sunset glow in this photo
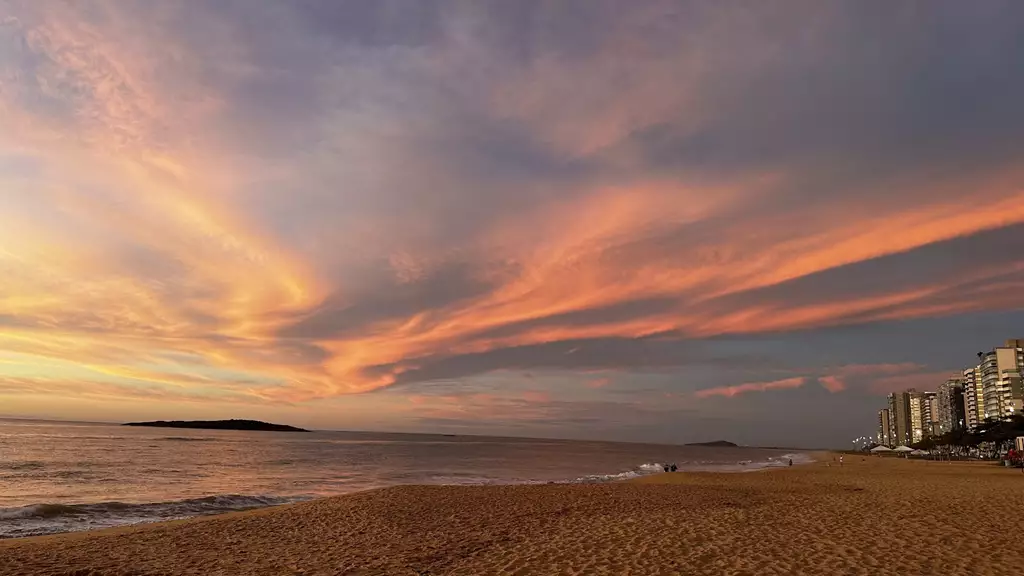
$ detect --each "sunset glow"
[2,1,1023,445]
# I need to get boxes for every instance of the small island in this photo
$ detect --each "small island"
[685,440,738,447]
[123,419,309,432]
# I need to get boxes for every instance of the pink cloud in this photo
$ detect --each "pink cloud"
[816,363,953,395]
[4,0,1024,430]
[869,371,959,395]
[522,390,551,403]
[819,375,846,393]
[695,377,806,399]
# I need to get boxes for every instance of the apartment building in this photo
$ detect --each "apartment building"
[878,408,894,447]
[937,378,965,433]
[962,366,984,431]
[876,339,1023,439]
[977,340,1024,421]
[887,391,911,446]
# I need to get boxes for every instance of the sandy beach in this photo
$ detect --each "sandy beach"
[3,455,1023,575]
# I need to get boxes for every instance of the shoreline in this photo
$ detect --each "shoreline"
[4,458,818,542]
[4,456,1023,574]
[2,458,821,546]
[0,452,816,541]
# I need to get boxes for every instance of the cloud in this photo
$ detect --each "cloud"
[868,372,962,395]
[694,361,964,400]
[694,377,807,399]
[818,376,846,394]
[366,337,782,389]
[393,381,700,442]
[812,363,958,396]
[522,390,551,403]
[0,376,280,406]
[1,1,1023,444]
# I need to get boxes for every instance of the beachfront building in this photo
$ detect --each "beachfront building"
[883,389,940,445]
[888,391,912,446]
[908,390,939,442]
[963,365,984,431]
[978,341,1024,421]
[909,391,924,443]
[937,378,965,433]
[924,391,940,437]
[877,408,894,447]
[1004,339,1024,416]
[979,350,1003,419]
[876,339,1023,438]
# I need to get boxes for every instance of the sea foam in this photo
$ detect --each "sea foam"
[0,495,308,539]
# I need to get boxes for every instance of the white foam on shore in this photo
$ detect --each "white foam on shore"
[570,462,666,483]
[0,495,310,539]
[569,453,816,482]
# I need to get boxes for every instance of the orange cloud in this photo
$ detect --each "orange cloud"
[1,0,1023,424]
[0,376,276,406]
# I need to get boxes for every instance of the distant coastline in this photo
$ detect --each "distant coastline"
[684,440,738,447]
[122,419,308,432]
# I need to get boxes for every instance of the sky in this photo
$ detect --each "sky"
[1,1,1023,448]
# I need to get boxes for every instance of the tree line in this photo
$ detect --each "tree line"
[908,414,1024,459]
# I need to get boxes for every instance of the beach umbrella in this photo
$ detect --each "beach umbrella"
[893,446,914,452]
[870,445,893,453]
[910,449,928,456]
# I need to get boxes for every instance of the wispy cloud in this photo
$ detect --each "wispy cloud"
[1,1,1023,444]
[813,363,945,396]
[695,377,807,399]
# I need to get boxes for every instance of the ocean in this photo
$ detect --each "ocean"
[0,418,810,539]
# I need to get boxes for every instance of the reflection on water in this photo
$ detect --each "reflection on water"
[0,418,807,537]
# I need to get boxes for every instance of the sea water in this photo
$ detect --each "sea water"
[0,418,811,538]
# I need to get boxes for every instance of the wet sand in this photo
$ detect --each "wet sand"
[3,455,1023,575]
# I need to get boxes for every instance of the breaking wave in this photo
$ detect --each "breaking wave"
[0,495,308,539]
[569,453,815,482]
[571,462,667,483]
